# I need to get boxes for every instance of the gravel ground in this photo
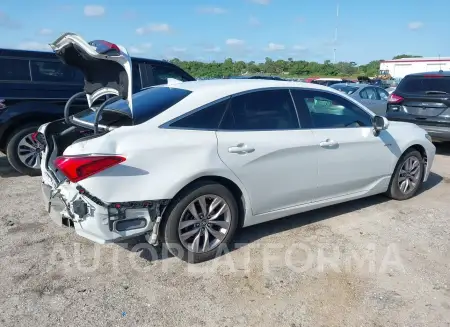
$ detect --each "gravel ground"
[0,145,449,327]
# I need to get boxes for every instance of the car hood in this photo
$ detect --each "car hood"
[50,32,133,114]
[388,120,427,132]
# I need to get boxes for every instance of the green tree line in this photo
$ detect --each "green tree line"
[169,54,422,79]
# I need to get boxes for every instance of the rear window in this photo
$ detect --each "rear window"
[397,75,450,94]
[105,86,192,124]
[73,109,132,127]
[0,58,31,81]
[330,84,359,95]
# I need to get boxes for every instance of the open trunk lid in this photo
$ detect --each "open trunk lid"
[50,32,134,114]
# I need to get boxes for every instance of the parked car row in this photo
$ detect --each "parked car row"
[24,33,435,264]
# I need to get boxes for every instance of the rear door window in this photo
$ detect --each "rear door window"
[219,89,299,130]
[168,99,229,129]
[376,88,389,100]
[359,87,380,100]
[30,60,84,83]
[0,58,31,81]
[151,65,192,85]
[397,75,450,94]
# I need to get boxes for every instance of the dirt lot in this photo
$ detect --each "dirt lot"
[0,145,449,327]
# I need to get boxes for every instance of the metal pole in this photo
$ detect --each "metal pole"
[334,3,339,63]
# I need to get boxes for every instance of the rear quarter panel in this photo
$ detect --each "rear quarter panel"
[65,126,246,203]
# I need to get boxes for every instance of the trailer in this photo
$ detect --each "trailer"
[379,57,450,79]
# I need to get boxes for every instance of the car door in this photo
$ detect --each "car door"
[374,87,389,116]
[359,86,387,115]
[216,88,318,215]
[291,89,394,201]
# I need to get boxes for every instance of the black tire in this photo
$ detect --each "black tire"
[386,149,424,200]
[6,124,42,176]
[161,181,239,263]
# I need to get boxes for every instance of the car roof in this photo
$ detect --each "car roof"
[314,78,342,81]
[0,47,173,65]
[405,71,450,77]
[156,78,333,97]
[331,82,369,88]
[141,78,376,127]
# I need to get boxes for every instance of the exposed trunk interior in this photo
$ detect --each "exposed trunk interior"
[54,43,129,99]
[42,107,133,183]
[42,119,104,183]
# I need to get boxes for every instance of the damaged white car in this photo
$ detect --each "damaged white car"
[38,33,436,263]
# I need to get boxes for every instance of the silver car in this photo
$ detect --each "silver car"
[330,83,389,116]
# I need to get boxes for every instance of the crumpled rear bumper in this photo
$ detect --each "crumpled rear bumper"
[41,182,67,227]
[41,182,157,244]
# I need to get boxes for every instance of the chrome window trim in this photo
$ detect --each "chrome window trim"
[160,87,302,132]
[71,116,114,131]
[291,88,374,130]
[159,85,374,132]
[158,95,232,131]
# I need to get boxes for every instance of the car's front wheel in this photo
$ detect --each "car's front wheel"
[386,149,424,200]
[162,181,239,263]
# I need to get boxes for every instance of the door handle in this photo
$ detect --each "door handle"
[228,143,255,154]
[319,139,338,147]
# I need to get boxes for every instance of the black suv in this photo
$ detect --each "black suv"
[386,71,450,142]
[0,48,195,175]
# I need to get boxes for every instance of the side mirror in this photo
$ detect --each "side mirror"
[372,115,389,135]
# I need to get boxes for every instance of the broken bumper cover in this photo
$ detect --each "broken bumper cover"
[41,182,166,244]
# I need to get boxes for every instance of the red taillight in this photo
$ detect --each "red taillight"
[89,40,121,54]
[388,93,404,104]
[54,155,126,183]
[99,40,120,52]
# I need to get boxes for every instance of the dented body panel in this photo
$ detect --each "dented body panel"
[68,127,247,202]
[41,181,157,243]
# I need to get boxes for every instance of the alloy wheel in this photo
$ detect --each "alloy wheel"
[398,156,421,194]
[178,194,232,253]
[17,133,41,169]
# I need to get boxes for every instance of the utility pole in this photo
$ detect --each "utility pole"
[333,3,339,63]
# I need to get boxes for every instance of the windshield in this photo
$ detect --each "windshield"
[397,75,450,94]
[330,84,359,95]
[74,86,192,126]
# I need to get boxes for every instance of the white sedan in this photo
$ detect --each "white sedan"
[38,33,436,263]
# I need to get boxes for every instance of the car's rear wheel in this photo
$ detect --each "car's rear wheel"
[386,149,424,200]
[6,125,42,176]
[162,181,239,263]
